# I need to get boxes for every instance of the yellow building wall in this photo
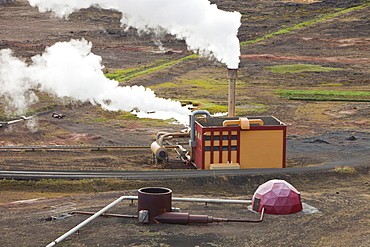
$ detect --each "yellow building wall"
[239,129,284,169]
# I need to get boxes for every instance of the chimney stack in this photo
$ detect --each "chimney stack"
[227,69,237,117]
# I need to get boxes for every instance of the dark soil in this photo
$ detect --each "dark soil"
[0,0,369,246]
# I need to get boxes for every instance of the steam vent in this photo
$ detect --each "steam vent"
[252,180,303,215]
[192,116,286,169]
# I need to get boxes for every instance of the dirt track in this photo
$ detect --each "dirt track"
[0,0,370,246]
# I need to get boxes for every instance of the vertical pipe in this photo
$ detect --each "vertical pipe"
[189,110,211,148]
[227,69,237,117]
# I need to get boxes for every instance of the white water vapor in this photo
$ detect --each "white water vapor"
[0,39,190,123]
[28,0,241,69]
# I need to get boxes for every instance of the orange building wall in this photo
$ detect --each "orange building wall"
[239,129,285,169]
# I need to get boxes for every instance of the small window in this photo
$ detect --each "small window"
[213,135,220,141]
[205,146,211,151]
[222,146,229,151]
[231,146,237,151]
[222,135,229,140]
[205,135,211,141]
[231,135,238,140]
[214,146,220,151]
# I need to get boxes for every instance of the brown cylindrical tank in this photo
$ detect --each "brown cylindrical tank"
[137,187,172,224]
[150,141,168,160]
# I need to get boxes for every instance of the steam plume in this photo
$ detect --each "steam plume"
[0,39,190,123]
[28,0,241,69]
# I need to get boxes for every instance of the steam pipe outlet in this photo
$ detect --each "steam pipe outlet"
[189,110,211,148]
[227,69,237,117]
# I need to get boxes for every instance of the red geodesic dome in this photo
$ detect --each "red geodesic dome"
[252,179,303,215]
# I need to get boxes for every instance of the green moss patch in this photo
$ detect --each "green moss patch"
[276,89,370,102]
[240,2,370,46]
[266,64,343,73]
[190,100,228,113]
[105,55,198,82]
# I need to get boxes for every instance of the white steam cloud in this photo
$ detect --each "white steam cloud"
[0,49,38,114]
[28,0,241,69]
[0,39,191,123]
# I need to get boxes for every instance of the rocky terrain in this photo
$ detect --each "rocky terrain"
[0,0,369,246]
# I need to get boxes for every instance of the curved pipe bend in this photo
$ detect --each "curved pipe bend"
[190,110,211,148]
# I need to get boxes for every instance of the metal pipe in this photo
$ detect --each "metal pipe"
[1,115,34,127]
[158,133,190,147]
[172,197,252,204]
[156,132,189,142]
[152,132,190,161]
[45,196,137,247]
[154,212,229,224]
[154,208,264,224]
[222,118,264,130]
[227,208,265,223]
[0,145,151,150]
[73,211,138,218]
[156,132,169,142]
[0,144,182,151]
[189,110,211,148]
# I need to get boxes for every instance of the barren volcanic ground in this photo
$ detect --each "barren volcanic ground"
[0,0,370,246]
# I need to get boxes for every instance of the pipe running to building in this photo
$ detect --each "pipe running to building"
[172,197,252,204]
[189,110,211,148]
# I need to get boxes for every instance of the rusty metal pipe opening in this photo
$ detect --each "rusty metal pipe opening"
[137,187,172,224]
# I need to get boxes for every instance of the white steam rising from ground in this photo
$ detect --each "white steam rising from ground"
[0,39,191,124]
[28,0,241,69]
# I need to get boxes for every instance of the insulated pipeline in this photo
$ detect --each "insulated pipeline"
[189,110,211,148]
[172,197,252,204]
[73,211,138,218]
[45,196,137,247]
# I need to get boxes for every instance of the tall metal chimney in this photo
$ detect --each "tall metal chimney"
[227,69,237,117]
